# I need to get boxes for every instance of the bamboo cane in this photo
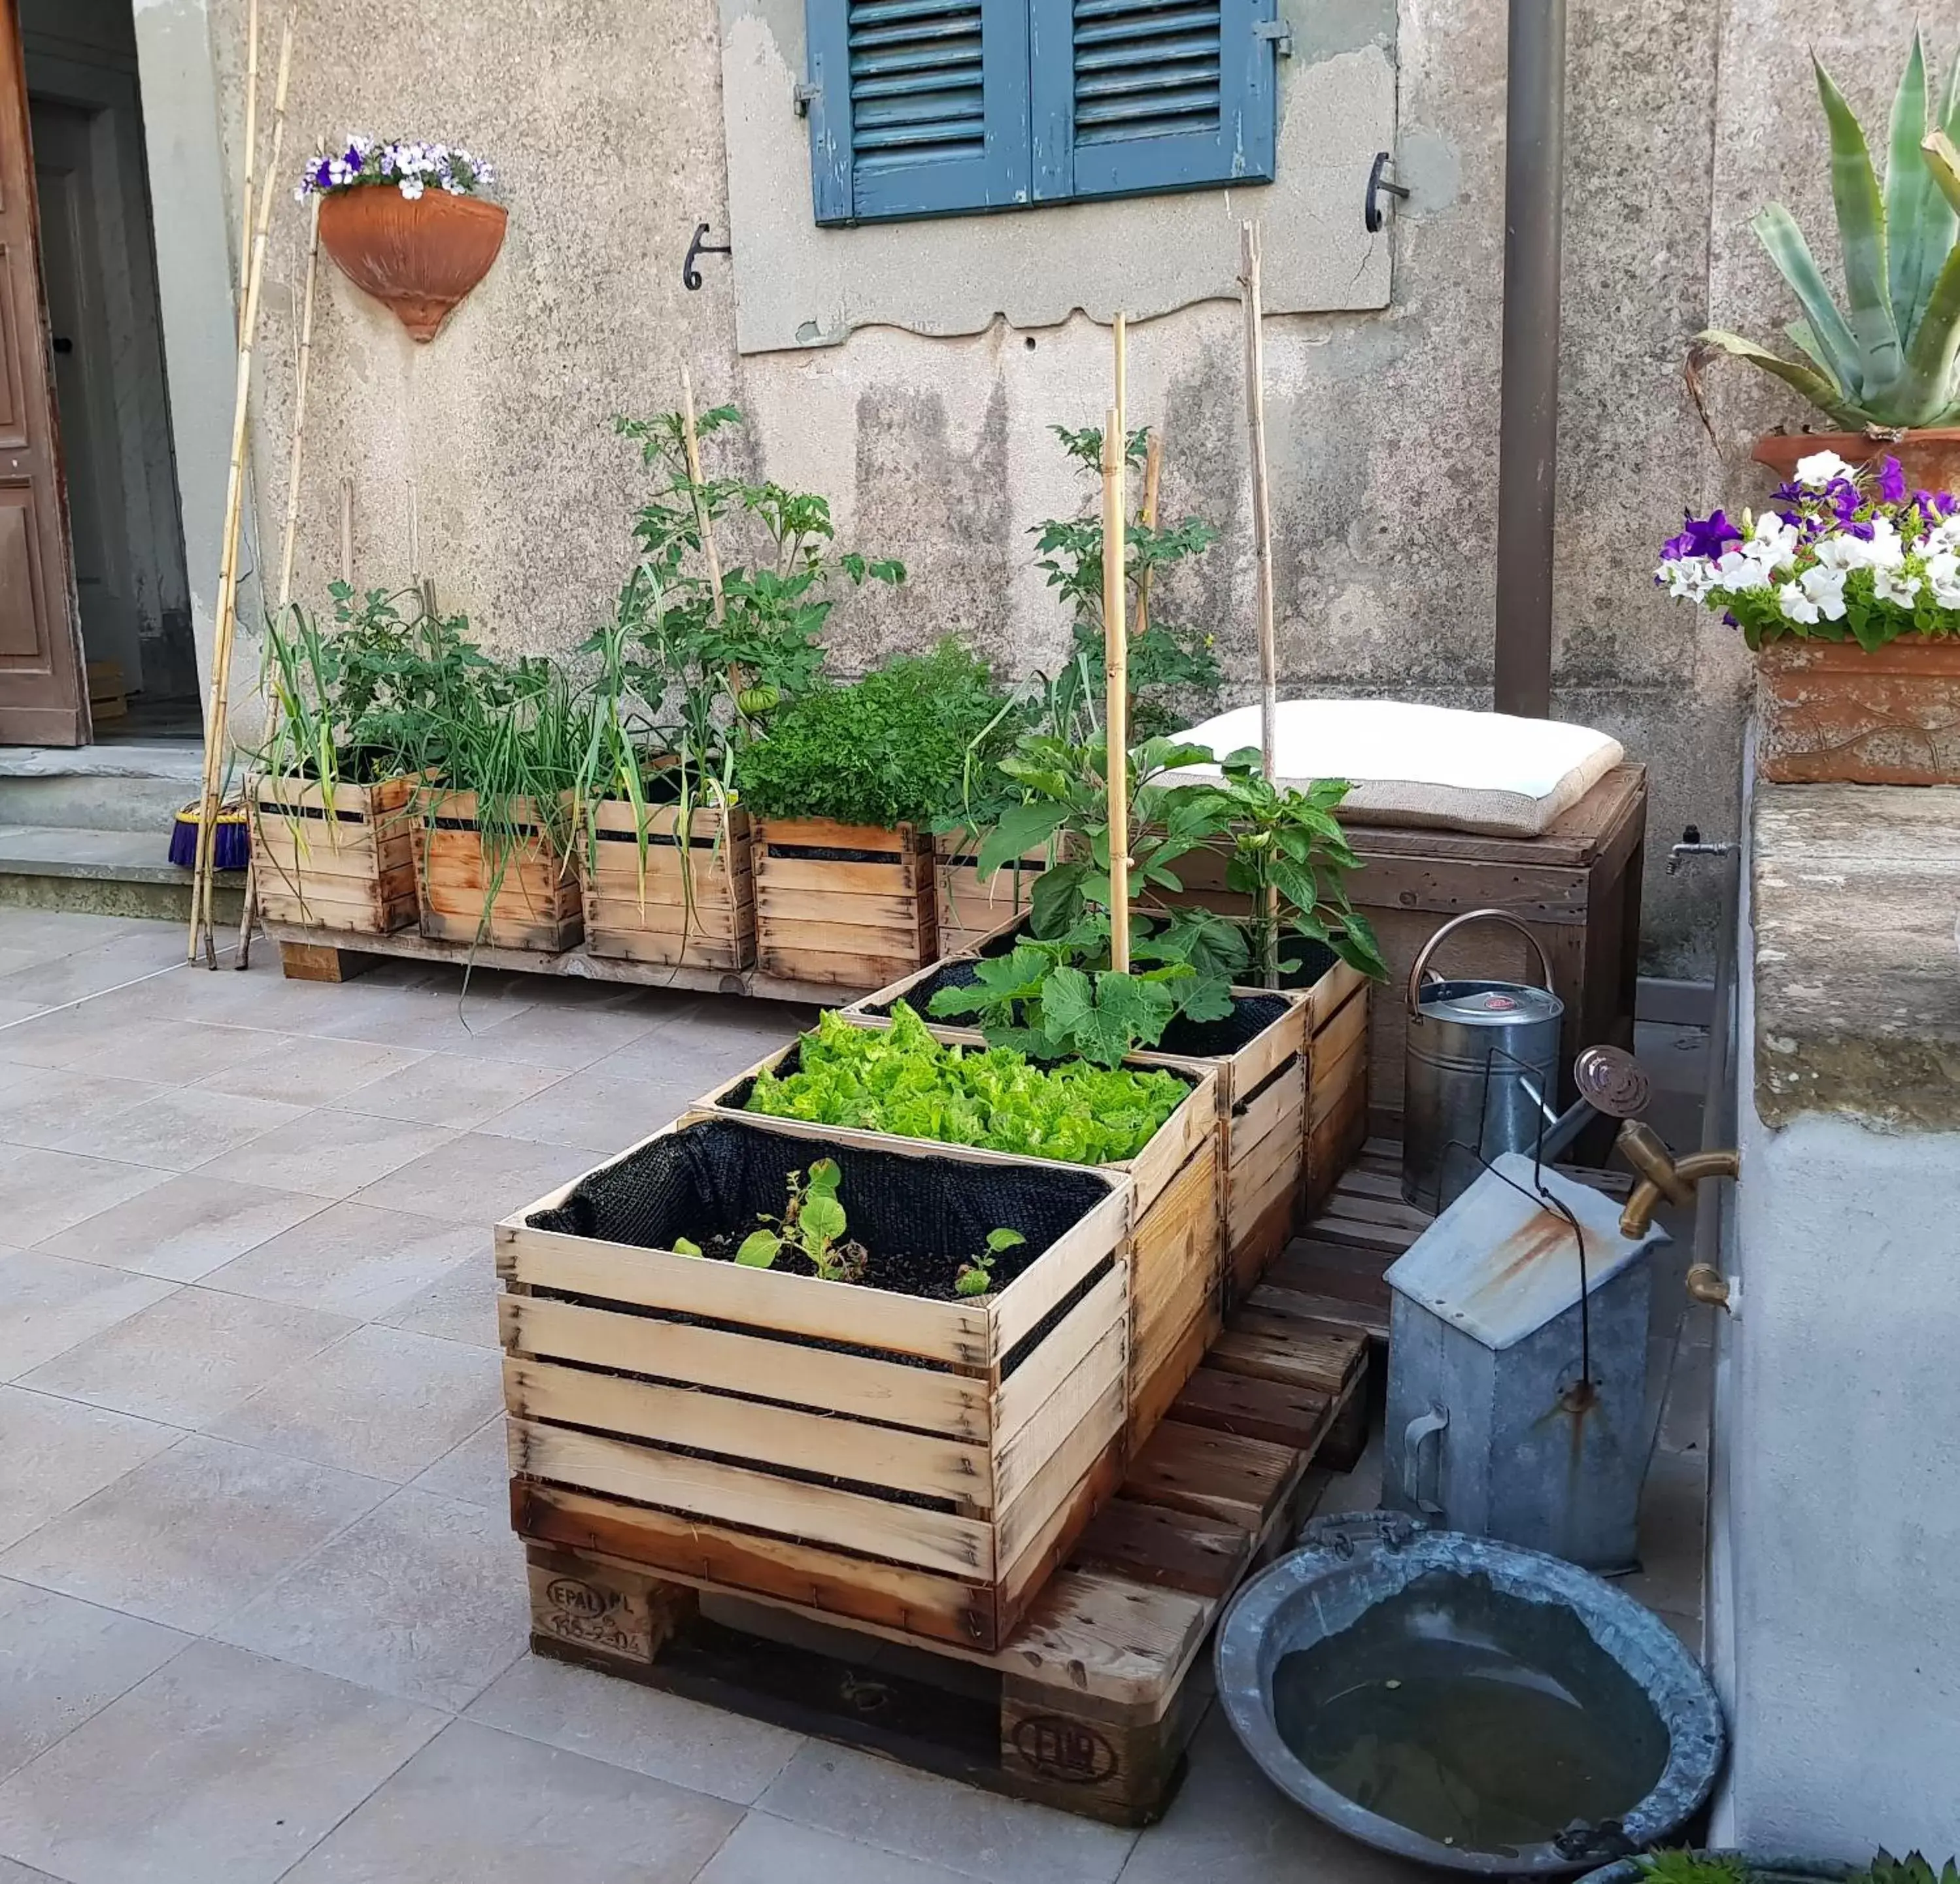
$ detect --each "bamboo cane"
[1240,220,1281,986]
[1104,317,1130,976]
[339,476,354,586]
[235,0,259,343]
[1132,426,1163,642]
[237,179,322,970]
[679,366,725,626]
[190,10,293,963]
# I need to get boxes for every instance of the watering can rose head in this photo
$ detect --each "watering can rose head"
[296,135,495,204]
[1655,452,1960,650]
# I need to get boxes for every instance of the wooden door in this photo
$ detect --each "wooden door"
[0,1,84,745]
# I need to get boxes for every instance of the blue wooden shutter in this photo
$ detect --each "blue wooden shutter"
[1030,0,1277,203]
[805,0,1032,223]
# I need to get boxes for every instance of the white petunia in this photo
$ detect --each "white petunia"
[1925,550,1960,608]
[1797,565,1849,619]
[1746,514,1800,568]
[1813,534,1876,572]
[1713,547,1771,590]
[399,177,425,200]
[1874,565,1922,607]
[1660,558,1716,601]
[1795,449,1855,487]
[1778,582,1821,625]
[1926,513,1960,554]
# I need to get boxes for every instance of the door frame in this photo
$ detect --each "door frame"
[0,0,87,745]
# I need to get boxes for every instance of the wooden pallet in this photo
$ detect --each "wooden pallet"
[1268,1135,1637,1349]
[524,1287,1370,1828]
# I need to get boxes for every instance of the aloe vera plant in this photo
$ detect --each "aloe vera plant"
[1695,35,1960,429]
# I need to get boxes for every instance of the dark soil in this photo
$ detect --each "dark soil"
[686,1220,1029,1301]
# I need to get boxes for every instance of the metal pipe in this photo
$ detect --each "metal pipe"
[1493,0,1567,720]
[1691,842,1742,1285]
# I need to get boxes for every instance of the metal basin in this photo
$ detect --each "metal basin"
[1215,1514,1726,1874]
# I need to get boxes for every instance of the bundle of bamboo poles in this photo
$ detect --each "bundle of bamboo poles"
[190,0,308,966]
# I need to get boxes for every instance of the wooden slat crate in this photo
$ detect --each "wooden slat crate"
[418,789,583,952]
[845,943,1370,1312]
[581,799,754,973]
[249,773,419,937]
[697,1034,1222,1454]
[752,816,936,991]
[522,1282,1370,1828]
[934,834,1047,956]
[499,1113,1134,1654]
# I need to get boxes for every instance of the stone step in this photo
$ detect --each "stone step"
[0,741,208,834]
[0,824,245,922]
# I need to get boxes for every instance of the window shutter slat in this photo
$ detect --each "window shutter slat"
[805,0,1030,224]
[1030,0,1277,202]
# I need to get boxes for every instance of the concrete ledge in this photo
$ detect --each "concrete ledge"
[0,826,243,922]
[1753,783,1960,1132]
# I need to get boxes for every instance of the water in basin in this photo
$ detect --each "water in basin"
[1270,1566,1669,1857]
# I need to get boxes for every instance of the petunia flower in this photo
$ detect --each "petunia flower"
[1878,457,1907,505]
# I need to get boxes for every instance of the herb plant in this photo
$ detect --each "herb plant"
[1850,1855,1960,1884]
[735,640,1015,830]
[1691,35,1960,429]
[955,1227,1026,1298]
[745,1005,1190,1166]
[1634,1855,1751,1884]
[1033,424,1222,742]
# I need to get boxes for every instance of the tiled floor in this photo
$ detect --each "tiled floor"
[0,911,1715,1884]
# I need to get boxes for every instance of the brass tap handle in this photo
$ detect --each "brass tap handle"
[1615,1119,1742,1237]
[1684,1263,1733,1311]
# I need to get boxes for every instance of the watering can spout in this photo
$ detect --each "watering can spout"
[1615,1119,1740,1238]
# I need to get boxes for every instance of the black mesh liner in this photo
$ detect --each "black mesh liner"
[525,1117,1113,1293]
[868,961,1293,1061]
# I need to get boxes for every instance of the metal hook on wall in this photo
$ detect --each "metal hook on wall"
[683,222,732,292]
[1364,152,1410,233]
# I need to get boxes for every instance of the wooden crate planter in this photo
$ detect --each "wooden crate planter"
[935,834,1047,956]
[581,800,755,972]
[752,817,936,990]
[698,1035,1221,1455]
[498,1113,1132,1654]
[249,773,419,937]
[418,790,583,952]
[845,941,1370,1308]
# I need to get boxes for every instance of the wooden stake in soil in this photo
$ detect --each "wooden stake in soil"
[1240,221,1282,987]
[235,0,260,342]
[1102,401,1130,977]
[189,8,294,964]
[1132,426,1163,643]
[679,367,725,626]
[339,476,354,586]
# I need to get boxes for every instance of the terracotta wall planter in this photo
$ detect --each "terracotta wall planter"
[1757,635,1960,784]
[1754,428,1960,494]
[318,188,506,341]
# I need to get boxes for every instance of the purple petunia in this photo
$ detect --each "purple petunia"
[1661,507,1742,562]
[1878,456,1908,505]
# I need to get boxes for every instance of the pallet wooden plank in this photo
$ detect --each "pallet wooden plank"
[1215,1307,1366,1392]
[1072,1498,1252,1598]
[1123,1419,1296,1531]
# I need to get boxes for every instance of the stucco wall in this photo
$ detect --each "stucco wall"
[165,0,1932,972]
[1714,780,1960,1854]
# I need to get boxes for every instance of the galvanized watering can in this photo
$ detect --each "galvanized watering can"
[1402,909,1564,1215]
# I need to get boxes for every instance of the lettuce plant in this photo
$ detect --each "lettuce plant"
[744,1005,1189,1166]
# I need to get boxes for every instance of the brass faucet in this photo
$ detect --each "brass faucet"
[1615,1119,1741,1239]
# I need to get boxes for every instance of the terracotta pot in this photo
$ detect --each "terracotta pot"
[1753,427,1960,496]
[317,188,506,342]
[1757,634,1960,784]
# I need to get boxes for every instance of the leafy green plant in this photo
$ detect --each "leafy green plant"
[1692,35,1960,428]
[1633,1855,1751,1884]
[1033,424,1221,743]
[1174,748,1387,987]
[745,1004,1191,1166]
[1849,1854,1960,1884]
[735,640,1015,830]
[929,733,1249,1063]
[732,1160,869,1283]
[955,1226,1026,1298]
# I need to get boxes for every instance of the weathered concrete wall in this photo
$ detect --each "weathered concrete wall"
[1712,781,1960,1854]
[166,0,1931,972]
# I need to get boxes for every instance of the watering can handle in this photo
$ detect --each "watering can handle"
[1400,1404,1449,1518]
[1406,908,1555,1020]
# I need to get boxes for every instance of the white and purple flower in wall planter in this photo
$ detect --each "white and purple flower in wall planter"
[296,135,495,204]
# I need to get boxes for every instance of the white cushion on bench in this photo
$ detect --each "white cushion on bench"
[1169,700,1625,838]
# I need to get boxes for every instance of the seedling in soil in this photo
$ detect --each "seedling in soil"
[723,1160,870,1285]
[954,1226,1027,1298]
